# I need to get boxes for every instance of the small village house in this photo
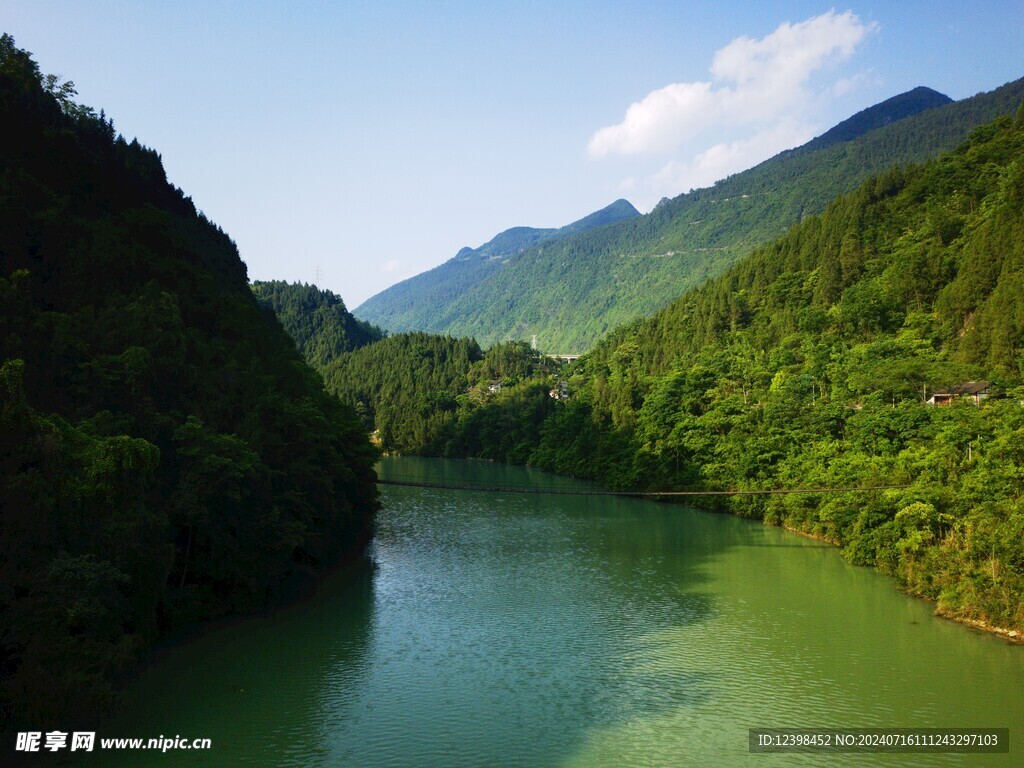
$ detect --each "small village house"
[927,381,993,406]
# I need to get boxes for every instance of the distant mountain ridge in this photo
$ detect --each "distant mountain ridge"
[354,79,1024,351]
[0,35,378,722]
[461,199,642,261]
[354,199,639,332]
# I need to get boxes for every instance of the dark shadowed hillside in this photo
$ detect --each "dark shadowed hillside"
[0,35,378,725]
[252,280,384,368]
[798,86,951,152]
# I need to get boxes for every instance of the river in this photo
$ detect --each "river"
[101,456,1023,766]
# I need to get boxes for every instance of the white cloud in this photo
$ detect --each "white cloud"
[588,81,717,157]
[825,70,881,99]
[652,118,817,195]
[381,259,401,273]
[587,10,878,159]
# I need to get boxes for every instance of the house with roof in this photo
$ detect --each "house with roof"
[927,381,993,406]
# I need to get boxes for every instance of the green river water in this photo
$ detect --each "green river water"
[95,456,1021,767]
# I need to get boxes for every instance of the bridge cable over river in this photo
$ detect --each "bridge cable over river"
[375,478,910,497]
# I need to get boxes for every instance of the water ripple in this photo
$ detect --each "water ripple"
[104,458,1024,767]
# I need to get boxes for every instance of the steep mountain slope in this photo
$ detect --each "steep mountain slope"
[321,333,484,452]
[0,36,377,723]
[353,103,1024,634]
[252,281,384,368]
[354,199,639,332]
[573,108,1024,429]
[798,86,951,152]
[363,80,1024,351]
[321,335,554,460]
[519,104,1024,631]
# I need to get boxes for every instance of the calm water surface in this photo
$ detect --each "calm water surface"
[101,457,1023,766]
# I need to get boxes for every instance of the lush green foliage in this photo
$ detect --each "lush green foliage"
[363,81,1024,352]
[531,109,1024,632]
[252,280,383,368]
[321,333,482,453]
[0,36,378,724]
[352,106,1024,633]
[319,335,560,462]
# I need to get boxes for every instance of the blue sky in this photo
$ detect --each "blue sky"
[6,2,1024,308]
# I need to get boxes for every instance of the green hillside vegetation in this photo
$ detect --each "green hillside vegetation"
[252,280,384,369]
[0,36,378,725]
[540,107,1024,633]
[321,334,560,462]
[322,332,482,454]
[354,105,1024,634]
[354,199,640,333]
[361,80,1024,352]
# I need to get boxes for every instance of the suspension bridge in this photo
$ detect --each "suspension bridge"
[375,478,909,497]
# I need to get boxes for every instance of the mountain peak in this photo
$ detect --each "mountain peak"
[355,198,640,324]
[560,198,640,234]
[802,86,953,152]
[355,76,1024,349]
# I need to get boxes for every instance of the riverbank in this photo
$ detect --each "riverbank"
[778,521,1024,644]
[95,456,1024,767]
[936,609,1024,643]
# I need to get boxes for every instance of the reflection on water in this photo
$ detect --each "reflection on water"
[103,561,376,767]
[102,457,1022,767]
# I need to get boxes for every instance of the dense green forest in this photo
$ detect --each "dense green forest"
[358,80,1024,351]
[355,199,639,334]
[332,105,1024,635]
[252,280,384,368]
[320,333,561,459]
[322,332,481,452]
[532,108,1024,633]
[0,36,378,726]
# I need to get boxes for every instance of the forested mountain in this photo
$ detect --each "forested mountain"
[0,36,378,725]
[320,333,483,453]
[357,104,1024,635]
[530,106,1024,634]
[252,280,384,368]
[556,107,1024,466]
[359,80,1024,351]
[354,199,639,333]
[797,86,950,152]
[320,334,560,460]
